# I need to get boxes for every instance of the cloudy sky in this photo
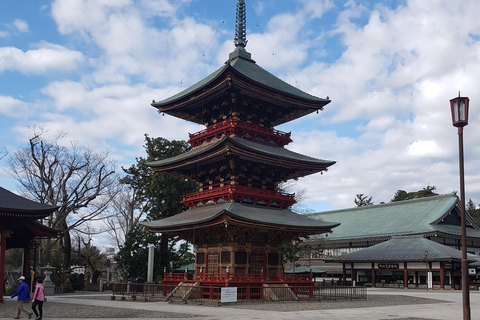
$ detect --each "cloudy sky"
[2,0,480,217]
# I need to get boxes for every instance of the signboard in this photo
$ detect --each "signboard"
[469,268,476,275]
[378,264,399,269]
[427,271,433,289]
[221,287,237,303]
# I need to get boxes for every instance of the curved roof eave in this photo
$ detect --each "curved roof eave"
[152,53,330,110]
[228,54,329,104]
[142,202,339,232]
[0,186,59,218]
[152,64,228,108]
[146,135,335,169]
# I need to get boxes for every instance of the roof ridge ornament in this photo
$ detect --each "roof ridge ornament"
[228,0,254,63]
[234,0,247,49]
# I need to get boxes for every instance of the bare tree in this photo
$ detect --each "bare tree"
[0,147,7,160]
[7,128,120,290]
[104,182,144,250]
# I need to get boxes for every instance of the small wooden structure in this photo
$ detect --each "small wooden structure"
[0,186,59,302]
[142,0,338,297]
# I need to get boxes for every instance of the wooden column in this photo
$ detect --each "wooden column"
[351,263,355,286]
[23,246,30,278]
[440,262,445,289]
[342,263,346,286]
[404,262,408,289]
[371,263,375,288]
[0,232,6,302]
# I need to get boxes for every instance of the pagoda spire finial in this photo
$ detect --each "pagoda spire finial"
[234,0,247,49]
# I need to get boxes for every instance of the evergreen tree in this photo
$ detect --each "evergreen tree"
[391,185,438,202]
[116,135,196,280]
[354,194,373,207]
[467,198,480,226]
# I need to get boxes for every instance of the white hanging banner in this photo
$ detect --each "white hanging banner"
[427,271,433,289]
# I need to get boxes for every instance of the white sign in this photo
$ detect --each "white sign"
[427,271,433,289]
[469,268,476,275]
[221,287,237,303]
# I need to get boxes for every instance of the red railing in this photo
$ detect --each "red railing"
[188,117,292,147]
[182,182,296,208]
[163,272,310,283]
[163,272,189,282]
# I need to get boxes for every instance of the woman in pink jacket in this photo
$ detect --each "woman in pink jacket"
[31,278,44,320]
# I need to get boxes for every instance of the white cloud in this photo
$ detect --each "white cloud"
[37,80,201,154]
[3,0,480,217]
[51,0,221,87]
[300,0,334,18]
[0,95,26,116]
[407,140,443,158]
[0,41,84,74]
[12,19,29,33]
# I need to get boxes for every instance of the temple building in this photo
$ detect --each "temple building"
[0,186,60,302]
[299,193,480,289]
[142,0,338,291]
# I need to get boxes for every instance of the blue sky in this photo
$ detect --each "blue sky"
[2,0,480,247]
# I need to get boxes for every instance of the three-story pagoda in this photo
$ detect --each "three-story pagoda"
[143,0,338,289]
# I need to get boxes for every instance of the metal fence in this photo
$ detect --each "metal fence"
[111,282,367,304]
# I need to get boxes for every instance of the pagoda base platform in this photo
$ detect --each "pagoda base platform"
[162,272,317,301]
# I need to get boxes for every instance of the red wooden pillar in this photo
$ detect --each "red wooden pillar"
[22,246,30,278]
[0,232,6,302]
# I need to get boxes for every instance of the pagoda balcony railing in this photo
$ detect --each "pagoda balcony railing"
[162,272,312,283]
[182,181,296,208]
[188,116,292,147]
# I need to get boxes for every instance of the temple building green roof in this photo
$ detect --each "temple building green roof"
[307,193,480,242]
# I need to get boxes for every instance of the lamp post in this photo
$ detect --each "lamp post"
[449,92,470,320]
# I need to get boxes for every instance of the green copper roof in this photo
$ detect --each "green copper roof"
[153,48,329,108]
[307,193,480,241]
[142,202,339,232]
[331,236,480,262]
[146,135,335,171]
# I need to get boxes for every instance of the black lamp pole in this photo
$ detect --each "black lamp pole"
[449,92,470,320]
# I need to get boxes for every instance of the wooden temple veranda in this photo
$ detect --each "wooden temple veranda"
[141,0,341,301]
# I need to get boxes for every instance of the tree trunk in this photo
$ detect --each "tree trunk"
[60,220,73,292]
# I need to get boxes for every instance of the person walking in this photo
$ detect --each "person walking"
[10,276,33,319]
[31,278,45,320]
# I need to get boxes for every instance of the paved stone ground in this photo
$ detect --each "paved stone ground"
[0,299,202,318]
[0,294,446,318]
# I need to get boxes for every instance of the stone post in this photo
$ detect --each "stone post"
[41,264,56,296]
[147,245,154,282]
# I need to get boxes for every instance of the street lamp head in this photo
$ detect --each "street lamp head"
[450,92,469,127]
